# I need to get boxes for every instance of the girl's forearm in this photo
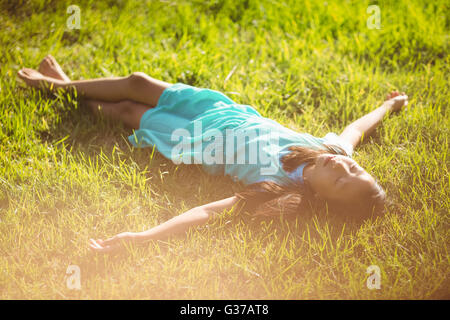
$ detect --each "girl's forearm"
[348,102,391,136]
[130,206,214,243]
[340,102,392,147]
[130,196,239,243]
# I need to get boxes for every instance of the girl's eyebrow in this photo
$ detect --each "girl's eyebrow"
[351,169,365,179]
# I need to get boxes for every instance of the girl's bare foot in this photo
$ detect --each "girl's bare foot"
[38,55,71,82]
[17,67,63,90]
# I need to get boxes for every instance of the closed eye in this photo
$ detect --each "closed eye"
[350,164,363,176]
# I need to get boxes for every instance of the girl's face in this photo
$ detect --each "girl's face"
[304,154,375,203]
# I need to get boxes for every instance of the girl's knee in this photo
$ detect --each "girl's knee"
[126,72,168,106]
[119,100,149,116]
[128,72,151,87]
[118,100,136,115]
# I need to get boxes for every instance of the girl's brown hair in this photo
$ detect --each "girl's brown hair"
[235,145,386,220]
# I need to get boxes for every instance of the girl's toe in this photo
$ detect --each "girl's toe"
[18,69,30,78]
[46,56,55,66]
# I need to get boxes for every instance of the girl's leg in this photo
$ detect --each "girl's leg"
[34,55,152,129]
[18,63,171,107]
[86,99,150,129]
[68,72,171,107]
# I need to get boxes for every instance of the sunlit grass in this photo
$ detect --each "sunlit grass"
[0,0,448,299]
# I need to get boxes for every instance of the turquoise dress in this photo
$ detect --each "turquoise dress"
[128,83,353,186]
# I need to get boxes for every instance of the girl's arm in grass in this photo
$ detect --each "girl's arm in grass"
[89,196,241,253]
[339,91,408,149]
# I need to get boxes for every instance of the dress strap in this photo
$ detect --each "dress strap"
[287,162,308,185]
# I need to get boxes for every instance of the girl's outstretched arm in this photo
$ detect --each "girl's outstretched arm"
[89,196,241,253]
[339,91,408,149]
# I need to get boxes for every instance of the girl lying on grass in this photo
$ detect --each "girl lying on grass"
[18,55,408,253]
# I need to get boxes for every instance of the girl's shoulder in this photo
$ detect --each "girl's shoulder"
[322,132,354,157]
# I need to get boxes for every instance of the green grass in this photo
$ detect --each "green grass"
[0,0,449,299]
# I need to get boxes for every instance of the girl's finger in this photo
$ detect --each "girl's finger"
[89,239,104,249]
[89,244,102,252]
[89,243,101,251]
[92,246,110,253]
[89,241,112,253]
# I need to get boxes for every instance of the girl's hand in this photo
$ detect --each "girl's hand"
[384,91,408,112]
[89,232,135,253]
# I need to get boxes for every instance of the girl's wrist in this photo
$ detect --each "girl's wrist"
[381,101,394,113]
[129,231,153,243]
[125,232,139,242]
